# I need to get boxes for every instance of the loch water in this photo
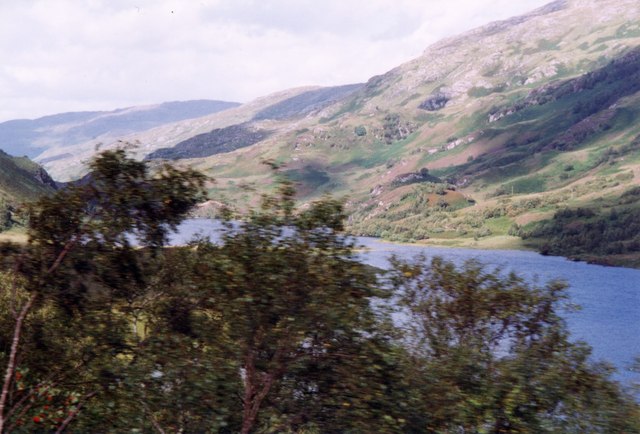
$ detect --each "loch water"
[357,237,640,386]
[171,220,640,386]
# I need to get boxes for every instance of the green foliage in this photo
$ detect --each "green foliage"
[354,125,367,136]
[382,113,414,144]
[524,198,640,261]
[0,150,638,432]
[176,182,405,433]
[390,257,640,433]
[0,149,208,432]
[0,157,406,433]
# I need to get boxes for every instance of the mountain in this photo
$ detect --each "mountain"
[35,85,364,181]
[0,99,240,160]
[6,0,640,266]
[0,151,57,200]
[0,150,57,231]
[144,84,364,161]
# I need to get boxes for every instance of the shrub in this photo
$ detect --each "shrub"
[354,125,367,136]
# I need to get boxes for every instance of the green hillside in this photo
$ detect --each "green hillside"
[174,0,640,266]
[0,150,56,231]
[344,45,640,266]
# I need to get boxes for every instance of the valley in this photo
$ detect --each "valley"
[2,0,640,267]
[1,1,640,430]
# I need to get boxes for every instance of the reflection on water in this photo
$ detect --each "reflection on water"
[171,220,640,386]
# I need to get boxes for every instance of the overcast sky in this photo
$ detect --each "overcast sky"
[0,0,552,122]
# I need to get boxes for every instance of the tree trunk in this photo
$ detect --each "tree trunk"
[241,372,275,434]
[0,293,36,433]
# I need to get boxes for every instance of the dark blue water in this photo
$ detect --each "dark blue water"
[170,220,640,386]
[357,238,640,386]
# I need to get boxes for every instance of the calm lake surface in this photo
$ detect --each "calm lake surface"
[171,219,640,386]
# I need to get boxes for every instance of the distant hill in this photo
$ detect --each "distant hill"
[0,100,240,160]
[35,86,362,181]
[147,84,363,160]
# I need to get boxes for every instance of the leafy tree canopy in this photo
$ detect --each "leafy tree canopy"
[0,149,637,433]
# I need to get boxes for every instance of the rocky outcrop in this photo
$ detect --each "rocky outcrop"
[418,92,449,111]
[390,169,442,188]
[32,166,58,189]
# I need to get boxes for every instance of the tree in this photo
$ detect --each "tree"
[143,179,407,433]
[354,125,367,137]
[390,256,640,433]
[0,200,10,231]
[0,159,407,432]
[0,149,638,432]
[0,149,207,432]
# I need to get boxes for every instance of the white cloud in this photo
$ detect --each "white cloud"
[0,0,551,121]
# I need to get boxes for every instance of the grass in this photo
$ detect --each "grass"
[0,228,27,244]
[418,235,526,250]
[348,134,419,169]
[504,176,547,195]
[483,216,513,235]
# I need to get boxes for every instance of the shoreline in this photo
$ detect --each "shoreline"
[351,232,640,270]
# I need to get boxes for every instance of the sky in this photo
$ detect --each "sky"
[0,0,552,122]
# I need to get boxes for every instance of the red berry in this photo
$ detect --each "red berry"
[33,416,41,423]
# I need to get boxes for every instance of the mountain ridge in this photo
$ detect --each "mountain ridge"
[0,99,240,159]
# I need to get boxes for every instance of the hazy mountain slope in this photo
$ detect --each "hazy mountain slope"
[38,86,359,181]
[251,84,363,121]
[0,100,239,160]
[145,84,363,161]
[146,124,272,160]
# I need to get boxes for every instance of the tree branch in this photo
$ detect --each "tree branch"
[139,400,166,434]
[0,292,36,433]
[3,399,35,433]
[54,390,97,434]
